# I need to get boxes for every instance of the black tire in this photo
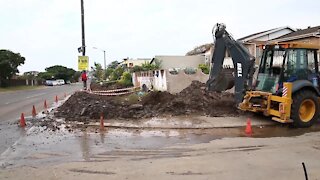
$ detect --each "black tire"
[291,89,319,128]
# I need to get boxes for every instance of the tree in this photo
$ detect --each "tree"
[72,71,81,82]
[38,65,76,81]
[110,67,124,81]
[131,65,144,72]
[130,59,161,72]
[0,50,25,87]
[118,72,133,86]
[92,62,104,81]
[104,67,114,80]
[142,59,161,71]
[38,72,54,80]
[108,61,119,69]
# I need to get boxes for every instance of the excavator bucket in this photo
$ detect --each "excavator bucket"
[207,69,234,92]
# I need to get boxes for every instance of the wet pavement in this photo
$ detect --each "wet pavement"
[0,83,82,154]
[2,117,320,169]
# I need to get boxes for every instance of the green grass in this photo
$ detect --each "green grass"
[0,85,44,92]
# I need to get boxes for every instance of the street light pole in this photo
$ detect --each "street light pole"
[103,50,106,71]
[93,47,106,71]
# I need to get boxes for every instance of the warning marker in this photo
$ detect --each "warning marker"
[44,100,48,109]
[20,113,26,127]
[245,118,252,135]
[44,100,48,113]
[32,105,37,117]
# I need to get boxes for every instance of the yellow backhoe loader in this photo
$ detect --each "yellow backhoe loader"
[207,23,320,127]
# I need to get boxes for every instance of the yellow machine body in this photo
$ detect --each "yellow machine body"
[239,83,293,123]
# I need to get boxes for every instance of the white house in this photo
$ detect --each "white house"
[120,58,152,68]
[132,55,209,93]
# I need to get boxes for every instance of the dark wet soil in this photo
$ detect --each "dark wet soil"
[90,82,129,91]
[55,81,241,122]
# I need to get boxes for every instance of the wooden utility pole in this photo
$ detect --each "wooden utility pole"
[81,0,86,56]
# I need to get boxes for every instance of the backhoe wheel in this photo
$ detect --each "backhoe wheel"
[291,90,319,128]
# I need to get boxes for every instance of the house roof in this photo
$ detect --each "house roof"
[272,26,320,42]
[186,43,213,56]
[238,26,296,42]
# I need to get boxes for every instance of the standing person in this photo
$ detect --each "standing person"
[81,70,87,90]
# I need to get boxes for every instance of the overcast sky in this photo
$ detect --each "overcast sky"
[1,0,319,73]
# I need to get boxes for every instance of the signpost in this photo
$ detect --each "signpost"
[78,56,89,71]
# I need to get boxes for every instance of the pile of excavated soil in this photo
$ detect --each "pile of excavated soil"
[90,82,128,91]
[55,81,241,122]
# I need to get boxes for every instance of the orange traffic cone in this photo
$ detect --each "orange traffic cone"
[44,100,48,113]
[44,100,48,109]
[20,113,26,127]
[55,95,58,103]
[245,118,252,135]
[32,105,37,117]
[100,113,105,130]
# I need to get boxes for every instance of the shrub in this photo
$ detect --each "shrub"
[184,67,197,74]
[198,64,209,74]
[118,72,133,86]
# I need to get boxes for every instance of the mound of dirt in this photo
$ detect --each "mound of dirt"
[56,81,241,121]
[141,91,175,106]
[90,82,129,91]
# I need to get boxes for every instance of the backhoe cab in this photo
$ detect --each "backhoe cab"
[240,43,320,127]
[207,23,320,127]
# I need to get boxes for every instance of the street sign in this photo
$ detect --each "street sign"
[78,56,89,71]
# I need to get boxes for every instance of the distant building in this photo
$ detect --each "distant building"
[185,43,213,65]
[23,71,40,86]
[150,55,205,70]
[238,26,296,63]
[120,58,152,68]
[132,55,208,93]
[270,25,320,59]
[23,71,39,77]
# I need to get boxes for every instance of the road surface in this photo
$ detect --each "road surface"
[0,83,82,154]
[1,122,320,179]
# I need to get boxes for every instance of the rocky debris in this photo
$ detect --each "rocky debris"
[55,81,241,122]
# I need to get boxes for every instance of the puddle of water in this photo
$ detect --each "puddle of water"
[1,123,320,169]
[143,117,196,128]
[249,124,320,138]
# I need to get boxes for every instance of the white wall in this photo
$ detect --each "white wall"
[153,70,167,91]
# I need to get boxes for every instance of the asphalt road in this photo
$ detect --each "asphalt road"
[0,83,82,154]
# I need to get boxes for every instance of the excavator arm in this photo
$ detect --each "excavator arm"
[206,23,255,104]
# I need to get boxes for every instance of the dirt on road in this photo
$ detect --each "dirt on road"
[55,81,241,122]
